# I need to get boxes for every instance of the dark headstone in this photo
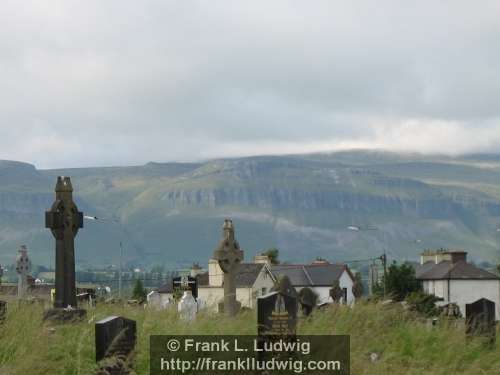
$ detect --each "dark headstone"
[257,291,298,337]
[0,300,7,322]
[172,276,198,299]
[45,176,83,310]
[95,316,137,362]
[466,298,496,346]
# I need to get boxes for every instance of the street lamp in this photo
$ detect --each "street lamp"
[83,215,124,299]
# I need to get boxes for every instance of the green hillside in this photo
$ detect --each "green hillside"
[0,151,500,269]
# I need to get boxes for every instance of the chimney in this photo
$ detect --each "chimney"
[190,263,204,278]
[420,249,468,265]
[312,258,330,265]
[208,259,223,286]
[253,255,271,265]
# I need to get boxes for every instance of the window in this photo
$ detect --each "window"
[261,287,267,296]
[342,288,348,304]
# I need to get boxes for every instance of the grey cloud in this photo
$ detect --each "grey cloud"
[1,1,500,168]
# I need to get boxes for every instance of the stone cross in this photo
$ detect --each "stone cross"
[16,245,31,298]
[45,176,83,309]
[213,219,243,317]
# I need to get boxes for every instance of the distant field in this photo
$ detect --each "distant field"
[0,301,498,374]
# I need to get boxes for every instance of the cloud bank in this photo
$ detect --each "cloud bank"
[1,1,500,168]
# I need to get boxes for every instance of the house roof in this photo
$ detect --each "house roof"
[416,261,499,280]
[235,263,266,287]
[197,263,267,288]
[158,279,174,293]
[270,263,353,287]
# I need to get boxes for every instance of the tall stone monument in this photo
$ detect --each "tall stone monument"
[213,219,243,317]
[44,176,86,322]
[15,245,31,298]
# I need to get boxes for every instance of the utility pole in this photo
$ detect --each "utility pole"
[381,252,387,299]
[119,241,123,300]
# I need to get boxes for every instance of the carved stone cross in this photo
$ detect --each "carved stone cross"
[16,245,31,298]
[45,176,83,309]
[213,219,243,316]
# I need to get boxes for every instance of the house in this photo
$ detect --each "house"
[197,256,276,310]
[270,260,356,305]
[416,249,500,320]
[147,282,174,309]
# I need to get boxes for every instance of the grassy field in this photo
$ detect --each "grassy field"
[0,301,498,374]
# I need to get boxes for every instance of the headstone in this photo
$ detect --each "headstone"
[257,290,298,337]
[466,298,496,346]
[44,176,86,322]
[95,316,137,362]
[212,219,243,317]
[178,290,197,321]
[15,245,31,298]
[0,301,7,323]
[257,289,298,362]
[172,275,198,299]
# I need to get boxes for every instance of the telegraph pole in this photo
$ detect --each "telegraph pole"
[381,252,387,299]
[119,241,123,299]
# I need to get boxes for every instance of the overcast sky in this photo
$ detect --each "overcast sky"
[1,1,500,168]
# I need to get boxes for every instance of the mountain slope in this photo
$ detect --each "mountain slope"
[0,151,499,269]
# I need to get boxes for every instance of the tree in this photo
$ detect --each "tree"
[132,278,147,302]
[352,272,364,298]
[298,287,318,316]
[378,262,420,301]
[262,248,280,265]
[497,263,500,274]
[329,281,343,303]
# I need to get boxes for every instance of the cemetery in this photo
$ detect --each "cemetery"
[0,176,497,374]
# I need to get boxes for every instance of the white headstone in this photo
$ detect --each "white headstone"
[178,290,197,321]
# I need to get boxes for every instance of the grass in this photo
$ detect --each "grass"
[0,301,498,374]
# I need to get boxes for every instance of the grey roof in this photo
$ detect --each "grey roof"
[235,263,266,287]
[416,261,499,280]
[197,263,266,288]
[271,264,352,287]
[158,279,174,293]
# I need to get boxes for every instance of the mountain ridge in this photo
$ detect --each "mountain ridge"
[0,150,499,269]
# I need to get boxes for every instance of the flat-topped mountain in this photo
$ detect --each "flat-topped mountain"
[1,150,500,269]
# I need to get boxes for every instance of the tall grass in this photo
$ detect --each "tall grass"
[0,301,498,374]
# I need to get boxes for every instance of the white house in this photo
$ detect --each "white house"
[270,260,356,305]
[416,250,500,320]
[197,255,276,311]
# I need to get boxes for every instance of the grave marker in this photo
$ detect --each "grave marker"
[15,245,31,299]
[95,316,137,362]
[178,290,197,321]
[172,275,198,299]
[466,298,496,346]
[213,219,243,317]
[0,301,6,323]
[257,288,298,336]
[44,176,86,322]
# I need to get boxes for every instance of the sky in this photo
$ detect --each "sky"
[1,1,500,169]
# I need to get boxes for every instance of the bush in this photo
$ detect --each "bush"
[406,291,443,317]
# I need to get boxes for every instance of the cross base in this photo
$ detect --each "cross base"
[43,308,87,324]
